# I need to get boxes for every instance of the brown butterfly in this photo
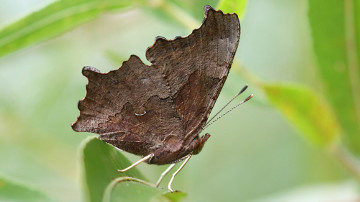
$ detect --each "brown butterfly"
[72,5,251,192]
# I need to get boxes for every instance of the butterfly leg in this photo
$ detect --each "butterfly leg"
[117,153,154,173]
[168,154,192,192]
[155,163,176,187]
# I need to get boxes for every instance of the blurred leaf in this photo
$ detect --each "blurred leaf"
[263,84,341,147]
[105,50,129,65]
[0,175,54,202]
[217,0,247,18]
[308,0,360,153]
[0,0,136,58]
[81,136,144,202]
[161,191,187,202]
[108,179,186,202]
[81,136,186,202]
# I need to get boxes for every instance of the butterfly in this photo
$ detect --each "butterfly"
[72,5,246,192]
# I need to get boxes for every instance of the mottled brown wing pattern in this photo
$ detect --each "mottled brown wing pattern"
[72,6,240,164]
[146,6,240,141]
[72,55,185,156]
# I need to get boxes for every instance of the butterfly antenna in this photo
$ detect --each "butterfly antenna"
[206,84,249,125]
[203,94,254,130]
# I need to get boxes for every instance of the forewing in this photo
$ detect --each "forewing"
[146,6,240,138]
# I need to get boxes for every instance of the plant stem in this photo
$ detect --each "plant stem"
[329,144,360,183]
[344,0,360,126]
[148,0,199,31]
[233,60,263,88]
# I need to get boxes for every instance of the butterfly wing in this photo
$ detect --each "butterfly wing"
[72,55,185,156]
[146,6,240,142]
[72,6,240,164]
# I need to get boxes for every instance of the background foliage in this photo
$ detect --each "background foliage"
[0,0,359,201]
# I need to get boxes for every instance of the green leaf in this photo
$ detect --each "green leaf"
[105,50,130,65]
[0,0,136,58]
[161,191,187,202]
[107,179,186,202]
[81,136,144,202]
[308,0,360,153]
[263,84,341,147]
[0,175,54,202]
[81,136,185,202]
[217,0,247,18]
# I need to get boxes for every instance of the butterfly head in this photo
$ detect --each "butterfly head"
[192,133,211,155]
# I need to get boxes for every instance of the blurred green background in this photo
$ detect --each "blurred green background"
[0,0,359,201]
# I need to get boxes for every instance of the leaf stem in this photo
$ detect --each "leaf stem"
[148,0,199,31]
[233,60,263,88]
[329,144,360,183]
[344,0,360,125]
